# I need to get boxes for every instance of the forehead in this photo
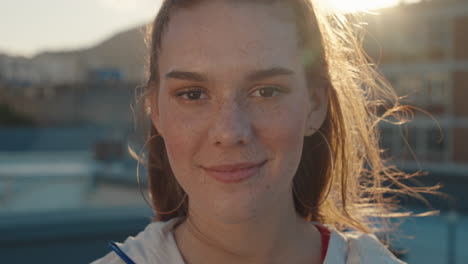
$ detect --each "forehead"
[159,1,302,74]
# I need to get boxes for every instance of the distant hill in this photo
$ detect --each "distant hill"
[82,25,148,81]
[32,25,149,82]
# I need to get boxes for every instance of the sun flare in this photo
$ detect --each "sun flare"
[322,0,400,13]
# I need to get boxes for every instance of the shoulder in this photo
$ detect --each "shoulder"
[90,218,185,264]
[325,228,406,264]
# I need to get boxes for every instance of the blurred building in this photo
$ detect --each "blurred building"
[0,52,84,86]
[0,26,147,126]
[365,0,468,169]
[0,26,146,86]
[0,54,35,86]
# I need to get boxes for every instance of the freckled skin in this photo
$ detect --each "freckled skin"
[152,2,326,224]
[151,1,329,263]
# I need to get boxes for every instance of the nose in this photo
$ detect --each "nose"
[209,100,253,147]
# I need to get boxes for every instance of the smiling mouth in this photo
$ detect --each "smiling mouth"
[201,160,267,183]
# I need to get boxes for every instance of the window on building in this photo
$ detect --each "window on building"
[426,127,446,161]
[427,17,450,59]
[396,74,424,105]
[426,72,449,106]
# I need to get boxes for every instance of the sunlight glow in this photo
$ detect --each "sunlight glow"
[321,0,400,13]
[97,0,161,15]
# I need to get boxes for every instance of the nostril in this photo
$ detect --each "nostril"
[215,138,246,147]
[210,105,252,147]
[214,134,247,147]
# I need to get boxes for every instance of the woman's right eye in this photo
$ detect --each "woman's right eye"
[175,89,208,101]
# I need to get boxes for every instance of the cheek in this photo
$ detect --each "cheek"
[254,102,309,178]
[157,95,206,153]
[156,98,211,187]
[255,95,309,148]
[270,118,305,166]
[159,121,204,196]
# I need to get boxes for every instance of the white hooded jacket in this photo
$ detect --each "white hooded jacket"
[91,218,406,264]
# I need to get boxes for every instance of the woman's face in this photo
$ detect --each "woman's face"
[152,1,327,223]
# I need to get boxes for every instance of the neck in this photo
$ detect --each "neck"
[173,192,322,264]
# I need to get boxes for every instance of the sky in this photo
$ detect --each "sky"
[0,0,402,58]
[0,0,162,57]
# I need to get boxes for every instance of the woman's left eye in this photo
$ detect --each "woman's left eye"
[175,89,208,101]
[251,86,282,98]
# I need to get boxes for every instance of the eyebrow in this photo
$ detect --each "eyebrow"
[165,70,208,82]
[247,67,295,82]
[164,66,295,83]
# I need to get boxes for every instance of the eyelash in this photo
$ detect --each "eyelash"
[250,86,283,98]
[174,85,285,101]
[175,88,208,101]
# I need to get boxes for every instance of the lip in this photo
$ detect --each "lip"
[202,160,267,183]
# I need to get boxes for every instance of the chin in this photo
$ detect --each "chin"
[213,210,260,225]
[209,197,263,224]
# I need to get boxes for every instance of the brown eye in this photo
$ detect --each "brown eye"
[251,86,281,98]
[176,89,208,100]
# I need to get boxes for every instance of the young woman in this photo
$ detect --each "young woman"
[92,0,424,263]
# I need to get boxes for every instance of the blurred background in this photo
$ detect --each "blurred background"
[0,0,467,263]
